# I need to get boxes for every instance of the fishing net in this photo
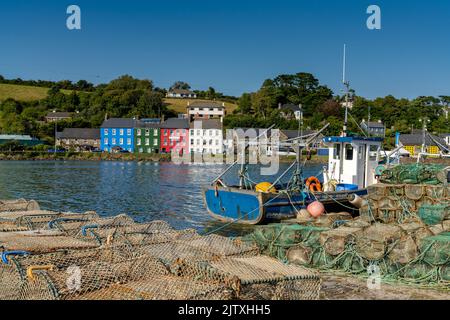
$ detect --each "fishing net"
[0,199,40,212]
[418,204,449,226]
[313,212,352,228]
[388,235,418,264]
[379,164,446,185]
[420,232,450,266]
[319,227,362,256]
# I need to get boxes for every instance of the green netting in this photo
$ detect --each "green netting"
[420,232,450,266]
[418,204,450,226]
[379,164,446,185]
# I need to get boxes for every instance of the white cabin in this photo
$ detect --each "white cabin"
[322,136,383,189]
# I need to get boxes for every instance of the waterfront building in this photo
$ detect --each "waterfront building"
[56,128,100,151]
[135,123,160,154]
[100,118,137,153]
[160,118,189,155]
[399,133,446,156]
[166,89,197,99]
[189,119,223,155]
[45,111,73,123]
[360,120,386,137]
[186,101,225,123]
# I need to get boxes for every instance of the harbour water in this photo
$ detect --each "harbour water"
[0,161,324,235]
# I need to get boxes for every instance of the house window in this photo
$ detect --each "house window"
[127,138,131,145]
[119,129,124,136]
[137,140,141,146]
[139,148,143,153]
[104,129,109,135]
[153,138,157,145]
[112,138,116,144]
[191,139,194,145]
[104,138,108,144]
[369,145,378,161]
[112,129,116,135]
[145,138,150,146]
[119,138,123,145]
[190,130,194,135]
[127,129,132,135]
[145,129,150,136]
[153,129,158,135]
[137,129,141,136]
[345,144,353,160]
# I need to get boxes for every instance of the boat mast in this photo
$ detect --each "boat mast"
[342,44,350,137]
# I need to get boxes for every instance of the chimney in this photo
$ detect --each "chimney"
[222,102,225,107]
[104,113,108,121]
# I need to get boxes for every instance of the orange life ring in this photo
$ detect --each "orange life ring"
[305,176,322,192]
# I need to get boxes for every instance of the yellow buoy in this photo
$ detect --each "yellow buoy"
[255,182,277,193]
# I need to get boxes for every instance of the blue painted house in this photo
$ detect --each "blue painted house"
[100,118,138,152]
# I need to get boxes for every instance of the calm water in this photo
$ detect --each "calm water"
[0,161,323,235]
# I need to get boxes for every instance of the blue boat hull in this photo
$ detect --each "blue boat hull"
[203,186,367,225]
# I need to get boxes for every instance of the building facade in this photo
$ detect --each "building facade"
[278,104,302,120]
[189,119,223,155]
[56,128,100,151]
[399,133,446,156]
[186,101,225,123]
[135,124,160,154]
[360,120,386,137]
[0,134,42,147]
[166,89,197,99]
[160,118,189,155]
[45,112,73,123]
[100,118,137,153]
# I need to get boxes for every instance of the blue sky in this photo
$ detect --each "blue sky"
[0,0,449,99]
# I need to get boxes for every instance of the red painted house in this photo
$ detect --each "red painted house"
[160,118,189,155]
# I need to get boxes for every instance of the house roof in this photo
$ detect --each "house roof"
[188,101,225,109]
[46,112,73,118]
[362,121,385,128]
[100,118,138,128]
[399,133,446,147]
[169,89,195,95]
[190,119,222,130]
[56,128,100,140]
[160,118,189,129]
[233,128,273,139]
[280,129,319,140]
[280,104,301,112]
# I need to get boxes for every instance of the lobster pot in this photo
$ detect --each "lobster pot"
[388,235,418,264]
[377,196,399,210]
[377,208,402,224]
[177,255,321,300]
[0,230,99,254]
[404,185,424,201]
[418,204,449,226]
[354,224,403,261]
[385,185,404,197]
[0,199,40,212]
[424,185,446,200]
[319,227,362,256]
[420,232,450,266]
[367,184,387,201]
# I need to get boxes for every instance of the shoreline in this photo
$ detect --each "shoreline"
[0,152,330,164]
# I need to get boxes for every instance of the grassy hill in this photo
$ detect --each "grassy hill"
[0,83,238,114]
[163,98,238,114]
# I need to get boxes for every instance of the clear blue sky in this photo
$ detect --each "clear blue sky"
[0,0,449,99]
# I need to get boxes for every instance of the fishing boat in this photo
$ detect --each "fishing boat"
[203,45,386,225]
[202,132,383,224]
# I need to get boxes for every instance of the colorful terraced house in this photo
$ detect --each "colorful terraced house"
[100,118,137,153]
[160,118,189,155]
[135,123,160,154]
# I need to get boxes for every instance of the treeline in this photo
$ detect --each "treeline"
[0,75,96,92]
[0,75,175,143]
[229,72,450,144]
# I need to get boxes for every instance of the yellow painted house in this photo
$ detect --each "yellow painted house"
[399,133,445,157]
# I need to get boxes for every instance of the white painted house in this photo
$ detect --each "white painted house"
[187,101,226,123]
[189,119,223,155]
[166,89,197,99]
